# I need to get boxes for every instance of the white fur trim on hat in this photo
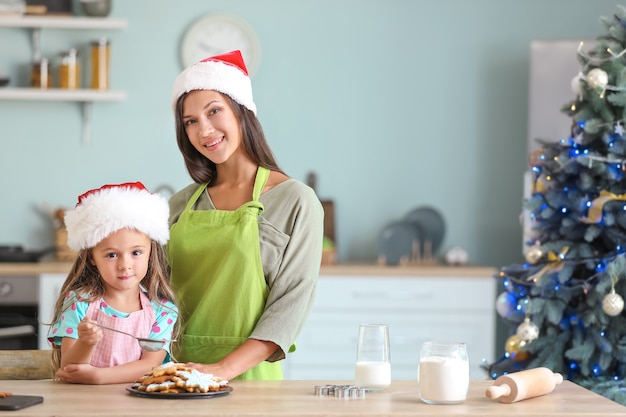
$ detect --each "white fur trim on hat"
[64,182,170,251]
[171,50,257,115]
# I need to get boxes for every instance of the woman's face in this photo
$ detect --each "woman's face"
[181,90,243,165]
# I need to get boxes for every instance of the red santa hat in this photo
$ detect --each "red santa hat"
[171,50,257,115]
[64,182,170,251]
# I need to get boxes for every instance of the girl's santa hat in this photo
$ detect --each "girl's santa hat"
[64,182,170,251]
[171,49,257,115]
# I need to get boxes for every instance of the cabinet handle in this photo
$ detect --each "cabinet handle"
[352,290,433,300]
[0,325,36,338]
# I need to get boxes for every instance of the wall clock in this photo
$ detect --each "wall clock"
[180,13,261,75]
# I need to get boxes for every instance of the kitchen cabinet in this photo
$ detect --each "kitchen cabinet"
[282,267,497,381]
[0,15,128,145]
[3,263,497,375]
[37,273,66,349]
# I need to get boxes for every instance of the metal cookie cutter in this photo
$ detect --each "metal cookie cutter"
[314,384,366,398]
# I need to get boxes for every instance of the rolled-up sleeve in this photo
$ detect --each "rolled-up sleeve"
[250,180,324,361]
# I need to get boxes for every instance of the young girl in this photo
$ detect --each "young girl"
[48,182,179,385]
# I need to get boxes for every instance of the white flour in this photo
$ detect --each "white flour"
[418,356,469,403]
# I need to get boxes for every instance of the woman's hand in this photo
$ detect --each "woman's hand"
[185,362,229,378]
[184,339,280,380]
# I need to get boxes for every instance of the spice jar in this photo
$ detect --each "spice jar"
[58,48,81,89]
[90,37,110,90]
[31,58,51,89]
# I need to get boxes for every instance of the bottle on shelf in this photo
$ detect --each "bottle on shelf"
[90,37,110,90]
[31,58,51,89]
[58,48,81,89]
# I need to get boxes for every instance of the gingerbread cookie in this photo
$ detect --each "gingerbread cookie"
[132,362,229,394]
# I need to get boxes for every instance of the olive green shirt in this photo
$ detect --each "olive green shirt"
[168,178,324,361]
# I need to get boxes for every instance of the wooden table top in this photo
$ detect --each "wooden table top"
[1,379,624,416]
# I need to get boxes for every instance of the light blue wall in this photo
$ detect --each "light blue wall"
[0,0,619,266]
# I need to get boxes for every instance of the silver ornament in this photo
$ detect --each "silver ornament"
[602,290,624,316]
[586,68,608,90]
[516,317,539,343]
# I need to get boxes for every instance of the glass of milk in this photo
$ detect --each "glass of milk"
[418,341,469,404]
[354,324,391,391]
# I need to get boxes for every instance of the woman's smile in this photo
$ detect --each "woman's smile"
[203,136,224,149]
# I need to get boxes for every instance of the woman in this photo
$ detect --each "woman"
[168,50,324,380]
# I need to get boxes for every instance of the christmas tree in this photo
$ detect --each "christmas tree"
[489,5,626,405]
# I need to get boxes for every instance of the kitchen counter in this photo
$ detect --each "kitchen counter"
[0,261,74,276]
[320,264,495,277]
[0,379,623,416]
[0,261,496,277]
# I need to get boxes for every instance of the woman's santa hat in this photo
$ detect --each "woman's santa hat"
[171,49,257,115]
[64,182,170,251]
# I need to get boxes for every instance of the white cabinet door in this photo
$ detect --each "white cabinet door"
[283,275,496,381]
[38,273,67,349]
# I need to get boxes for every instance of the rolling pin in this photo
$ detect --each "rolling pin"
[485,367,563,403]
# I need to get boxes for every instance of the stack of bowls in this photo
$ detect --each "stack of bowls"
[79,0,112,17]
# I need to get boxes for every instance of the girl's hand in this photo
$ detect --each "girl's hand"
[77,319,103,346]
[56,363,102,384]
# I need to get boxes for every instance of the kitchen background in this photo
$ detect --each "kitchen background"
[0,0,619,267]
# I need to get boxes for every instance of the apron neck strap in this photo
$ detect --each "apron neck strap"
[252,166,270,202]
[184,166,270,211]
[185,183,208,211]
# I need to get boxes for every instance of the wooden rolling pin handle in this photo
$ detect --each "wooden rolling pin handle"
[486,384,511,399]
[485,367,564,403]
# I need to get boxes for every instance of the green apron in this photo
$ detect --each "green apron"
[168,166,282,380]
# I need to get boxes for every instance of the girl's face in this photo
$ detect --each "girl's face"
[91,228,151,295]
[182,90,244,165]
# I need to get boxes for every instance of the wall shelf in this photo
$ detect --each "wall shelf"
[0,88,126,146]
[0,15,127,61]
[0,15,127,29]
[0,15,128,145]
[0,88,125,101]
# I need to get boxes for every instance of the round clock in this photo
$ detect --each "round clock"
[180,13,261,75]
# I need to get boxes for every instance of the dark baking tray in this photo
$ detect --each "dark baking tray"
[0,246,53,263]
[0,395,43,411]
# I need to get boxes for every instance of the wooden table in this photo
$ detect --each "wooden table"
[1,379,624,416]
